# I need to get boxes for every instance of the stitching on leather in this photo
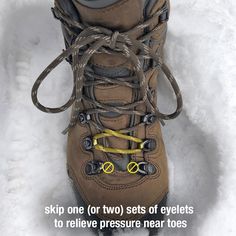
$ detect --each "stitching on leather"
[69,164,168,220]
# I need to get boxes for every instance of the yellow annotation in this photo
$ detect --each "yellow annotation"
[127,161,139,174]
[102,162,115,174]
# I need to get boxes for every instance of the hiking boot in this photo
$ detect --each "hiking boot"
[32,0,182,223]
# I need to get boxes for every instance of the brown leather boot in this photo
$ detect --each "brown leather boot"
[32,0,182,224]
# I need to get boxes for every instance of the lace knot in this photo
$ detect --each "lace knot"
[110,31,120,49]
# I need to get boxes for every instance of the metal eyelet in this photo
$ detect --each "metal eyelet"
[51,7,60,20]
[159,3,169,23]
[142,139,156,152]
[85,161,103,175]
[138,162,156,175]
[83,137,93,150]
[143,114,156,125]
[78,113,91,124]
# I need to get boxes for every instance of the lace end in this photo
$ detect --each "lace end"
[62,126,70,135]
[159,119,165,126]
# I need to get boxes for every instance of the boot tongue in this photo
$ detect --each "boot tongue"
[72,0,145,31]
[72,0,145,72]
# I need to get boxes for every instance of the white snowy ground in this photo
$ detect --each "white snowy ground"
[0,0,236,235]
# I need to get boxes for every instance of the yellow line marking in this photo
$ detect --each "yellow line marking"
[93,129,144,154]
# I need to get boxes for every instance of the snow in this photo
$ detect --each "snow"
[0,0,236,235]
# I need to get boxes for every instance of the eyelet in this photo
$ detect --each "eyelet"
[78,113,91,124]
[85,161,103,175]
[159,3,169,23]
[138,162,156,175]
[83,137,93,150]
[142,139,156,152]
[143,114,156,125]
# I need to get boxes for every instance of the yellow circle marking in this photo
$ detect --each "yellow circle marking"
[127,162,139,174]
[102,162,115,174]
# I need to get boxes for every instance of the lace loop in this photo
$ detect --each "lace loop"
[110,31,120,49]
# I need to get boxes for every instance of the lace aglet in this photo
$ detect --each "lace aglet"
[160,119,165,126]
[62,127,70,135]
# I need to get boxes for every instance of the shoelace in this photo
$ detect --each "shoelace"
[31,1,183,156]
